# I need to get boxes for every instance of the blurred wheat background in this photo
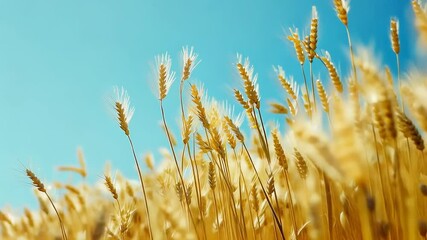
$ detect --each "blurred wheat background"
[1,0,426,239]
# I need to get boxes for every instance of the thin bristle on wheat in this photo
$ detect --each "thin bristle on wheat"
[390,18,400,54]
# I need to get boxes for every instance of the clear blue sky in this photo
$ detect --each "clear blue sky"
[0,0,416,209]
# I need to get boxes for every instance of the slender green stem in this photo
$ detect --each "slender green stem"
[235,148,257,240]
[346,26,358,83]
[251,108,270,161]
[370,125,390,222]
[160,101,200,238]
[283,170,297,238]
[309,61,317,112]
[242,143,286,240]
[322,172,333,240]
[115,199,125,240]
[396,54,405,113]
[212,188,221,240]
[179,81,186,171]
[256,108,271,159]
[267,165,282,227]
[185,143,207,239]
[301,64,312,117]
[180,81,208,238]
[45,193,68,240]
[355,185,374,240]
[238,167,248,239]
[127,136,153,240]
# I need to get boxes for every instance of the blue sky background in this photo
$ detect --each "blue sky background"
[0,0,417,209]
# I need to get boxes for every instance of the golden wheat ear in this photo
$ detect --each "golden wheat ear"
[412,0,427,48]
[316,79,329,113]
[322,52,343,93]
[236,55,261,109]
[390,18,400,54]
[26,168,68,240]
[57,148,87,178]
[155,53,176,100]
[274,65,298,100]
[181,46,200,81]
[288,28,306,65]
[112,87,134,136]
[0,211,12,225]
[104,175,118,201]
[26,169,46,193]
[333,0,349,26]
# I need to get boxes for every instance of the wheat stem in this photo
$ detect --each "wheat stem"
[242,143,286,240]
[283,170,298,238]
[309,62,317,111]
[45,193,68,240]
[127,136,153,240]
[235,149,257,240]
[160,101,200,238]
[301,64,312,117]
[345,26,358,83]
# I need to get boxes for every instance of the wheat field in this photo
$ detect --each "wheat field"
[2,1,427,239]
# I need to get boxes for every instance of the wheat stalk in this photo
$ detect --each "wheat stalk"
[26,169,68,240]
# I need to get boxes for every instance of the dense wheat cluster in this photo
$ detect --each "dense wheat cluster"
[2,1,427,239]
